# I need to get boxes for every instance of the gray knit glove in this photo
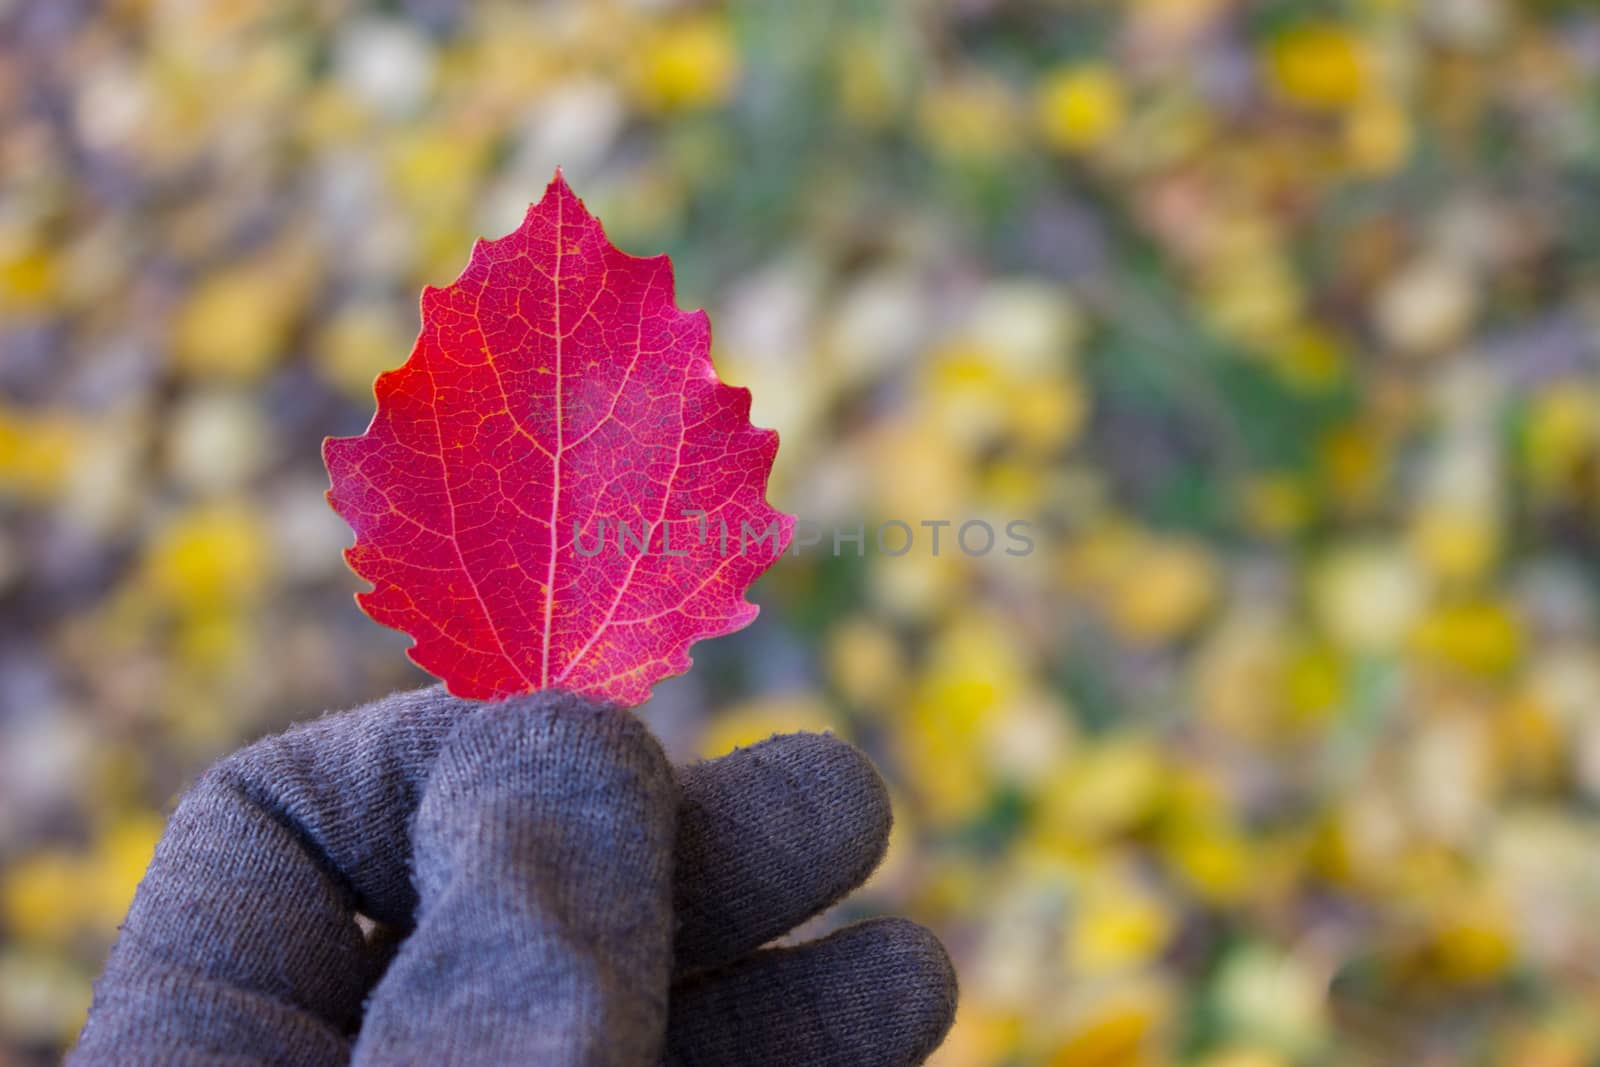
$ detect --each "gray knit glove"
[70,686,956,1066]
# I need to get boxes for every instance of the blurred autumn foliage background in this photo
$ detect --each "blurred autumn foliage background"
[6,0,1600,1063]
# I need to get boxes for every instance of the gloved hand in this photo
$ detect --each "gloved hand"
[70,686,957,1066]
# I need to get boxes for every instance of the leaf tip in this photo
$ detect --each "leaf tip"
[544,165,575,202]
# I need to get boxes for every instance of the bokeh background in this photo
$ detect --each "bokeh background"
[6,0,1600,1063]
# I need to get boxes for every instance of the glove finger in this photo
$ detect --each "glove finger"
[673,732,893,973]
[72,685,476,1065]
[352,695,676,1067]
[665,917,958,1067]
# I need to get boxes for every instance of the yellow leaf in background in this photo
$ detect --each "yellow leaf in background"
[1046,984,1171,1067]
[1166,824,1255,905]
[1069,874,1174,974]
[835,32,904,129]
[1285,644,1344,723]
[1037,64,1126,153]
[926,297,1087,451]
[387,128,486,215]
[917,616,1028,735]
[459,8,559,104]
[132,502,271,673]
[1269,326,1346,393]
[1428,895,1515,984]
[700,693,836,758]
[1493,689,1563,788]
[84,814,163,935]
[902,617,1030,823]
[0,408,82,501]
[316,303,413,400]
[1106,537,1218,643]
[1,851,87,948]
[636,16,738,112]
[919,74,1021,162]
[1344,94,1412,175]
[1408,504,1500,583]
[1193,614,1291,739]
[1524,383,1598,497]
[1009,378,1089,453]
[0,814,160,995]
[926,343,1011,446]
[299,78,369,148]
[145,502,270,613]
[826,616,906,707]
[172,261,300,380]
[0,241,58,311]
[1045,738,1165,842]
[1062,520,1142,595]
[1267,23,1369,110]
[175,613,248,669]
[981,459,1049,512]
[386,130,489,278]
[868,419,975,524]
[1410,599,1521,676]
[1240,473,1313,538]
[1199,253,1304,349]
[1319,423,1388,514]
[924,1002,1021,1067]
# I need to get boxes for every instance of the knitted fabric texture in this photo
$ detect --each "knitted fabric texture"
[71,686,956,1066]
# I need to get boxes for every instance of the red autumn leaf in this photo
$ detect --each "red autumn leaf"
[324,172,793,705]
